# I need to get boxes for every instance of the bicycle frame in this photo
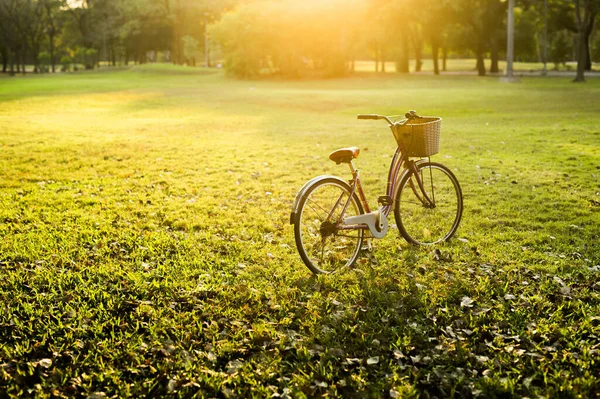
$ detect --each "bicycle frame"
[336,137,435,232]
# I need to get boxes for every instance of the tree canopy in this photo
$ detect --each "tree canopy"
[0,0,597,78]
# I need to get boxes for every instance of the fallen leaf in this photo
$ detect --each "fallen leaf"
[366,356,379,365]
[460,296,474,308]
[314,380,328,388]
[560,286,571,295]
[328,348,344,358]
[226,359,243,374]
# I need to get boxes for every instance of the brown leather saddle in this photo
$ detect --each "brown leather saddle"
[329,147,360,164]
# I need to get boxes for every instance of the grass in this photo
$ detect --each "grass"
[1,65,599,398]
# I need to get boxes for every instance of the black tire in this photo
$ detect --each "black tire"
[394,162,463,246]
[294,178,364,274]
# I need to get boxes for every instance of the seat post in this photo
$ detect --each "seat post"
[348,160,358,179]
[348,160,370,213]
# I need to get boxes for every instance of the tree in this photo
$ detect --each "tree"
[515,8,540,62]
[573,0,596,81]
[118,0,170,64]
[410,23,424,72]
[451,1,485,76]
[212,0,356,78]
[484,0,506,73]
[1,43,7,73]
[420,0,452,75]
[592,30,600,63]
[165,0,233,66]
[22,0,47,73]
[550,29,572,68]
[182,35,198,66]
[382,0,411,74]
[364,0,387,73]
[40,0,66,73]
[0,0,28,74]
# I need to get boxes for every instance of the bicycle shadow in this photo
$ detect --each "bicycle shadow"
[289,242,479,393]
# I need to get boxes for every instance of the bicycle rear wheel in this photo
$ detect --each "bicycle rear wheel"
[394,162,463,245]
[294,178,364,274]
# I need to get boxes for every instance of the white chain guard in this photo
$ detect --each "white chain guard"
[343,209,389,239]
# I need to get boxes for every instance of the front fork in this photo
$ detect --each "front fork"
[406,160,436,208]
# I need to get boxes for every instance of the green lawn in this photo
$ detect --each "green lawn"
[1,66,599,398]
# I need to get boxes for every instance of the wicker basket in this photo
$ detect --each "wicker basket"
[393,117,442,157]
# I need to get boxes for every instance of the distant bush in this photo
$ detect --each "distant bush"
[182,35,199,66]
[550,30,571,70]
[592,33,600,64]
[514,9,538,63]
[211,0,354,78]
[75,48,98,70]
[38,52,51,73]
[60,56,73,72]
[85,49,98,70]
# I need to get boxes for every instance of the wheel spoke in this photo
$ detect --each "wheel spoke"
[304,202,327,222]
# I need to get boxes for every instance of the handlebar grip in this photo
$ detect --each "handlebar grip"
[357,114,379,120]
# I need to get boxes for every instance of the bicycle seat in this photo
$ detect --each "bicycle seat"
[329,147,360,164]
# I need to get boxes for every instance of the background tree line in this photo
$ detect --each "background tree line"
[0,0,233,75]
[0,0,598,78]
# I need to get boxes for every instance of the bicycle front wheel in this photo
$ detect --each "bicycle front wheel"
[394,162,463,246]
[294,178,364,274]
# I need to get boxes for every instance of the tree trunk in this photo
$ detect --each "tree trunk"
[476,49,486,76]
[205,40,210,68]
[397,34,409,73]
[431,36,439,75]
[442,46,448,71]
[490,38,499,73]
[584,12,595,71]
[171,29,179,64]
[21,51,26,75]
[574,28,587,81]
[375,47,379,72]
[574,0,591,82]
[1,47,7,73]
[414,39,422,72]
[49,34,56,73]
[171,0,183,65]
[381,49,386,73]
[33,49,40,74]
[10,50,15,76]
[584,38,591,71]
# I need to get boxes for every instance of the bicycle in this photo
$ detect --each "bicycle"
[290,110,463,275]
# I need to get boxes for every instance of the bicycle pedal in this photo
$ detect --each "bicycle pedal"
[378,195,393,206]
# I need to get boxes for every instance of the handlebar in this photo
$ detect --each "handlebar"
[357,114,380,120]
[357,110,421,126]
